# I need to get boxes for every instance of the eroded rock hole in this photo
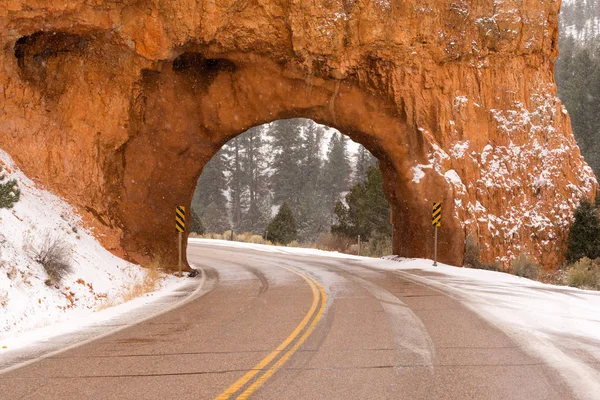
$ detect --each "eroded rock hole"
[14,31,88,96]
[172,52,236,90]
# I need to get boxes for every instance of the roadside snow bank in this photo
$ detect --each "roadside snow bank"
[0,149,182,341]
[372,257,600,400]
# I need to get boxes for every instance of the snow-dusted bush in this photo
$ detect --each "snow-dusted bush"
[463,235,500,271]
[0,166,20,209]
[27,231,73,286]
[566,258,600,290]
[512,253,540,280]
[463,235,481,268]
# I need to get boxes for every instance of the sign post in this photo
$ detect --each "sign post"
[432,202,441,266]
[358,235,361,256]
[176,206,186,278]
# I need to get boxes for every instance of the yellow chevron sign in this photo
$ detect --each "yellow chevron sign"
[176,206,185,232]
[432,202,441,227]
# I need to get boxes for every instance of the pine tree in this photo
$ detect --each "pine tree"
[300,120,324,185]
[566,199,600,263]
[226,136,247,232]
[264,202,297,245]
[332,167,391,239]
[295,180,329,242]
[0,166,20,209]
[574,0,586,36]
[321,132,350,224]
[240,126,269,233]
[354,145,377,184]
[192,152,229,233]
[189,209,205,234]
[269,119,304,206]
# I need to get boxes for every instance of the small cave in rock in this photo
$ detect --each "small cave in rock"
[14,31,89,96]
[172,52,236,90]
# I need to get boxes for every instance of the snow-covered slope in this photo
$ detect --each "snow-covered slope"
[0,149,180,340]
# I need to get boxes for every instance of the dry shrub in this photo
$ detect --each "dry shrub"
[26,231,73,286]
[249,235,266,244]
[121,267,162,302]
[512,253,540,280]
[222,230,235,241]
[97,265,163,311]
[463,235,501,271]
[314,233,354,253]
[463,235,481,268]
[365,234,393,257]
[566,258,600,290]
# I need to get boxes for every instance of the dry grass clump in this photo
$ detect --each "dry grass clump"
[314,233,354,253]
[565,258,600,290]
[121,267,162,303]
[97,258,164,311]
[26,231,73,286]
[511,253,540,280]
[463,235,501,271]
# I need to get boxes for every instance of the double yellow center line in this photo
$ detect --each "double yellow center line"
[215,266,327,399]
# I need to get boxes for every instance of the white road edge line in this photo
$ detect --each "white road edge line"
[0,266,207,376]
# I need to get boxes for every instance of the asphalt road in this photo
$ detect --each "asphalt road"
[0,242,575,399]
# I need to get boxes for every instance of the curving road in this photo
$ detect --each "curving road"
[0,242,574,399]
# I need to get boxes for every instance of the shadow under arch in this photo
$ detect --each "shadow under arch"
[106,51,463,269]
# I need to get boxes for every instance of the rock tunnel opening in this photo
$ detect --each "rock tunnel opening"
[188,118,395,257]
[39,48,462,270]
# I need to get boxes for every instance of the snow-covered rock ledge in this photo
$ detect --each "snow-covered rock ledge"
[0,149,184,341]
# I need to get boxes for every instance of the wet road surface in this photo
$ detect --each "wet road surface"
[0,242,574,399]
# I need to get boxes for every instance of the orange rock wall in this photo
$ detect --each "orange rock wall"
[0,0,595,269]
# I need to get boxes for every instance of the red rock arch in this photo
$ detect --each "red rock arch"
[0,0,595,270]
[109,53,462,267]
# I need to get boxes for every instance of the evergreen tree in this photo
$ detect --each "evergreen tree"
[332,167,391,239]
[189,209,205,234]
[202,203,229,233]
[574,0,586,35]
[270,119,304,206]
[554,13,600,178]
[264,202,297,245]
[239,126,269,233]
[300,120,324,185]
[0,176,20,209]
[191,152,229,233]
[295,180,329,242]
[226,136,247,232]
[354,145,377,184]
[321,132,350,224]
[566,199,600,263]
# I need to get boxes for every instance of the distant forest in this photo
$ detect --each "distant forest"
[191,118,382,243]
[556,0,600,177]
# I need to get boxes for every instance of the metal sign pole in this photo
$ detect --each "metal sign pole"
[433,226,438,267]
[358,235,361,256]
[432,202,441,267]
[175,205,186,278]
[178,231,183,277]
